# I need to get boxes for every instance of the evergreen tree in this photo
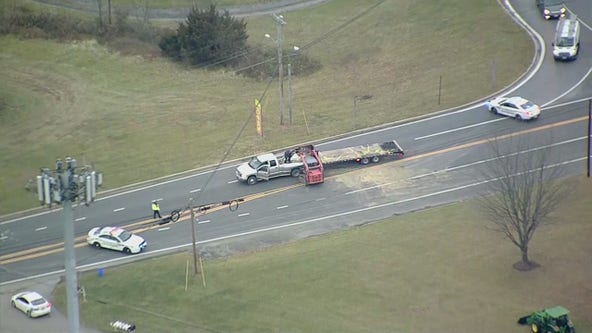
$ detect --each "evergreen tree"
[159,5,248,67]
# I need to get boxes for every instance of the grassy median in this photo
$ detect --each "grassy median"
[53,175,592,332]
[0,0,532,215]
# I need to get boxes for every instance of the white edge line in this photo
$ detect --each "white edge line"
[158,227,170,231]
[0,0,555,227]
[3,155,585,287]
[35,226,47,231]
[414,118,507,141]
[113,208,125,212]
[197,220,211,224]
[277,205,288,210]
[541,66,592,108]
[75,217,86,222]
[238,213,250,217]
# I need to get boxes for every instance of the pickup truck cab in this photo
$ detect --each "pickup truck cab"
[236,153,303,185]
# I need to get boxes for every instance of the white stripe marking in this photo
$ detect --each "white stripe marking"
[158,227,170,231]
[113,208,125,212]
[35,226,47,231]
[75,217,86,222]
[190,188,201,193]
[4,155,584,287]
[227,180,239,184]
[0,236,7,240]
[198,220,211,224]
[414,118,506,141]
[277,205,288,210]
[315,197,326,201]
[238,213,250,217]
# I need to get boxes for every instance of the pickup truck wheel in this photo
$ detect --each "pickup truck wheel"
[361,158,370,165]
[247,176,257,185]
[371,156,380,163]
[291,168,300,177]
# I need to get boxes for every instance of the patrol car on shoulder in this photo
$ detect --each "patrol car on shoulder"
[87,226,147,254]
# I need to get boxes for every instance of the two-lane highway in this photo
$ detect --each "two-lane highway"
[1,0,592,285]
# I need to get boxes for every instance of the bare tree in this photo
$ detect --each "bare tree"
[479,138,569,270]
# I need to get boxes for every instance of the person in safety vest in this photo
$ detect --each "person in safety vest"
[152,200,162,219]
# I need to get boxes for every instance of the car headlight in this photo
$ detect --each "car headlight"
[560,7,566,13]
[544,9,550,14]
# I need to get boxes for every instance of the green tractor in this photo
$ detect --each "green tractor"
[518,306,576,333]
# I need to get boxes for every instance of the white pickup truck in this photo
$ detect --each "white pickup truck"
[235,153,303,185]
[235,140,404,185]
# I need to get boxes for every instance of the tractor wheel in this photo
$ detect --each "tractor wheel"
[360,158,370,165]
[531,323,539,333]
[371,156,380,163]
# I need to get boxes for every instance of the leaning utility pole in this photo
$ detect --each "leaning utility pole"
[37,158,102,333]
[272,13,286,126]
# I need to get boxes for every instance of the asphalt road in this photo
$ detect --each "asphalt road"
[1,0,592,332]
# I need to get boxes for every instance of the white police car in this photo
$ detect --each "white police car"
[485,96,541,121]
[87,226,147,254]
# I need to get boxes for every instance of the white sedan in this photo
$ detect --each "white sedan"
[485,96,541,120]
[11,291,52,318]
[87,226,147,254]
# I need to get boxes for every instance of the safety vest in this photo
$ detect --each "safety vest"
[152,203,160,211]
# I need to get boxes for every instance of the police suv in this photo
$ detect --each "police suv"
[552,16,580,61]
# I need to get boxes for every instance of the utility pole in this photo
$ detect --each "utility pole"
[37,158,102,333]
[272,13,286,126]
[288,63,293,127]
[586,99,592,178]
[189,198,199,275]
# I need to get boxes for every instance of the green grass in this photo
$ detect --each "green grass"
[0,0,532,214]
[52,175,592,332]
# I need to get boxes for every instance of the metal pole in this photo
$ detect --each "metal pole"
[274,14,286,126]
[491,59,496,89]
[190,201,199,275]
[288,63,293,127]
[353,96,358,130]
[62,169,80,333]
[586,99,592,178]
[438,75,442,105]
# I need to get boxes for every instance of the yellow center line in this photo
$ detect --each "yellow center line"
[3,116,586,264]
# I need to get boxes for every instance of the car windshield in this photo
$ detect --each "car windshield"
[119,230,132,242]
[545,0,563,5]
[248,157,263,169]
[556,37,574,47]
[521,101,535,109]
[31,299,46,306]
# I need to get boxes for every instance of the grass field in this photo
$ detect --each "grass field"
[52,175,592,333]
[0,0,532,214]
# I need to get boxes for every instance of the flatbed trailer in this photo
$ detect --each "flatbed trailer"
[318,140,404,166]
[236,140,404,185]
